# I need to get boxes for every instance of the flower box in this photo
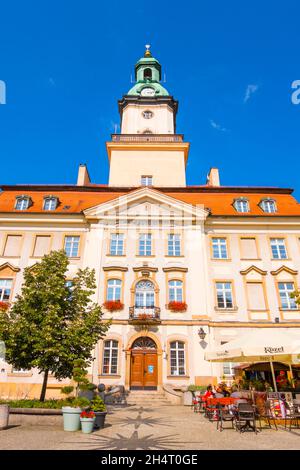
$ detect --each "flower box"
[103,300,124,312]
[168,301,187,312]
[0,301,10,312]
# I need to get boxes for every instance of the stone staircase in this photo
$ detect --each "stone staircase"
[126,390,173,407]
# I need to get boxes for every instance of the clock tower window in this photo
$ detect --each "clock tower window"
[144,68,152,80]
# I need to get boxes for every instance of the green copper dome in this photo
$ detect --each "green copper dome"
[127,46,170,97]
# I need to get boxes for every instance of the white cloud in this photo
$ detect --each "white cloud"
[244,84,258,103]
[210,119,227,132]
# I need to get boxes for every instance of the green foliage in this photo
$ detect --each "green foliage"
[0,396,91,409]
[60,386,74,396]
[90,395,106,412]
[187,385,207,392]
[0,250,111,400]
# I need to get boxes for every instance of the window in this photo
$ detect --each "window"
[223,362,235,376]
[246,282,266,310]
[33,235,51,257]
[278,282,297,310]
[170,341,185,376]
[240,237,258,259]
[142,110,153,119]
[65,280,73,300]
[3,235,22,257]
[144,68,152,79]
[15,196,31,210]
[102,340,118,375]
[135,280,155,308]
[110,234,124,256]
[64,236,80,257]
[139,233,152,256]
[141,176,153,186]
[216,282,233,309]
[43,196,58,211]
[168,234,181,256]
[260,199,276,213]
[0,279,13,301]
[234,198,249,213]
[212,238,228,259]
[270,238,287,259]
[106,279,121,301]
[169,280,183,302]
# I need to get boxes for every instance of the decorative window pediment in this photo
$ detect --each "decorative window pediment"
[240,265,267,276]
[270,265,298,276]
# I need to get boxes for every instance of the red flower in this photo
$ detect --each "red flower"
[80,410,95,419]
[138,313,152,321]
[168,301,187,312]
[0,301,10,312]
[103,300,124,312]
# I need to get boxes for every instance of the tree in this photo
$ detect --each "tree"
[0,250,110,401]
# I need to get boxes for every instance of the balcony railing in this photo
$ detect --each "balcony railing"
[111,134,184,143]
[129,306,161,323]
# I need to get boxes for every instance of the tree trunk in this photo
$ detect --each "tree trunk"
[39,369,49,402]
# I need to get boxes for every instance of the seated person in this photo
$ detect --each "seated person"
[214,385,224,398]
[203,385,214,399]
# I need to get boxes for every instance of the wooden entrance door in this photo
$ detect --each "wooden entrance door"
[130,351,158,390]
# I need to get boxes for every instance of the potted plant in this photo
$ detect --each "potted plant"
[80,410,96,434]
[91,395,107,429]
[103,300,124,312]
[61,396,90,432]
[168,301,187,312]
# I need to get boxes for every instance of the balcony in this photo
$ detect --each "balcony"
[111,134,184,143]
[128,306,161,324]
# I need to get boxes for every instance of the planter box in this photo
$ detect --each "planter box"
[9,408,63,426]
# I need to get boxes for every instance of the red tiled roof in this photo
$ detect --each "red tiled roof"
[0,185,299,217]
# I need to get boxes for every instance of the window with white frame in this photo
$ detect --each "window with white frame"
[168,234,181,256]
[212,238,228,259]
[260,199,276,213]
[168,280,183,302]
[139,233,152,256]
[278,282,297,309]
[102,340,118,375]
[141,176,153,186]
[110,233,124,256]
[64,236,80,257]
[43,196,58,211]
[170,341,186,376]
[0,279,13,301]
[106,279,122,301]
[270,238,288,259]
[233,198,250,213]
[216,282,234,309]
[15,196,30,210]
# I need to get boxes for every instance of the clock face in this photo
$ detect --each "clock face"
[141,87,155,97]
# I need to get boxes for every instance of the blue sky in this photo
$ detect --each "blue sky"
[1,1,300,197]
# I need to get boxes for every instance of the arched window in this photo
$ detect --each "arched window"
[102,340,118,374]
[107,279,122,301]
[170,341,185,376]
[168,280,183,302]
[132,337,157,350]
[15,196,31,210]
[43,196,58,211]
[135,280,155,308]
[144,68,152,80]
[260,198,277,213]
[233,198,249,213]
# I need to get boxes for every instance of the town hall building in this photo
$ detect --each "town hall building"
[1,47,300,399]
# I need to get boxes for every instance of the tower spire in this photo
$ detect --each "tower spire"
[144,44,152,57]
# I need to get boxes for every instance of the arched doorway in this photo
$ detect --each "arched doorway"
[130,336,158,390]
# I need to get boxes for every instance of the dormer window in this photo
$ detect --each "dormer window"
[15,196,31,210]
[141,176,153,186]
[260,198,277,213]
[233,198,249,213]
[144,68,152,80]
[43,196,58,211]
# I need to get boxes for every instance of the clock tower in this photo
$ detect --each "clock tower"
[107,46,189,187]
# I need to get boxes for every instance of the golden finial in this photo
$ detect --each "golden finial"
[144,44,152,57]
